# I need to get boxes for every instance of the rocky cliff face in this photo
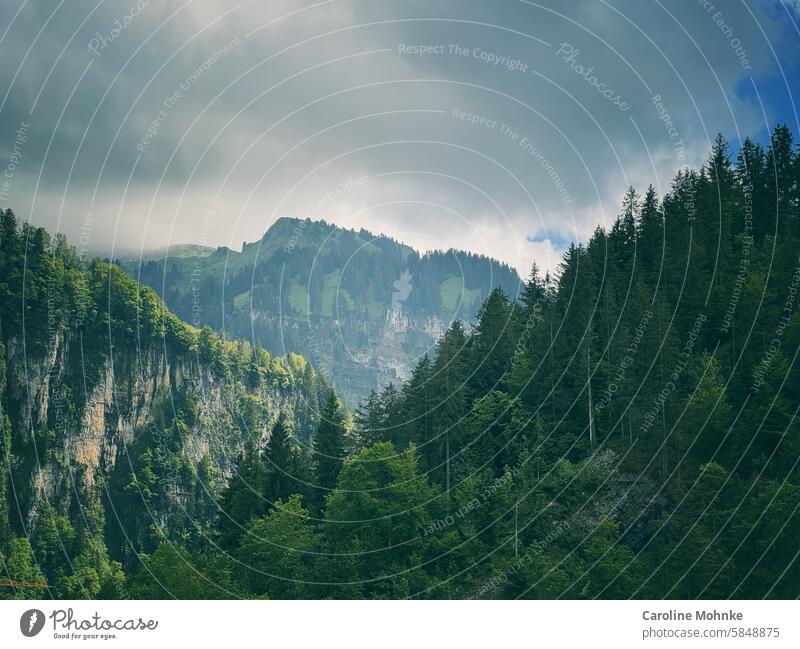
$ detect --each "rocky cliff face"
[0,214,325,567]
[248,303,454,405]
[2,326,320,550]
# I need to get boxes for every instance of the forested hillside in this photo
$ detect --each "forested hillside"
[0,212,328,598]
[3,125,800,600]
[335,127,800,599]
[124,217,522,406]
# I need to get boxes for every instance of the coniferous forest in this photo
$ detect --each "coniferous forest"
[3,127,800,600]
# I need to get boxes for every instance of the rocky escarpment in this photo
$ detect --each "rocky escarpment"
[7,330,307,501]
[249,304,453,405]
[0,213,326,570]
[2,325,322,557]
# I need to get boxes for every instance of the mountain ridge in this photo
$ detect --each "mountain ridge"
[124,216,523,406]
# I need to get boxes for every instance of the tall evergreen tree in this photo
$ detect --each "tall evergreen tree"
[312,391,347,514]
[425,320,469,490]
[216,443,266,550]
[468,287,517,397]
[264,414,294,507]
[637,184,663,284]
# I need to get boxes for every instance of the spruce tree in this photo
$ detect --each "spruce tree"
[425,320,469,489]
[637,185,662,285]
[354,390,382,449]
[312,391,346,513]
[217,443,266,550]
[401,355,434,452]
[468,287,516,397]
[264,414,293,507]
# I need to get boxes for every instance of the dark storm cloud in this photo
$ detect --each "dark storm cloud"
[0,0,796,273]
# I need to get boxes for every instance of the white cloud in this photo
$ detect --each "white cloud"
[0,0,795,273]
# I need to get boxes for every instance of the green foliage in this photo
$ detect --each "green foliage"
[0,210,326,597]
[3,125,800,599]
[311,391,347,514]
[322,443,438,598]
[237,494,319,598]
[0,537,46,600]
[126,543,239,599]
[123,217,521,406]
[264,414,294,506]
[216,443,267,551]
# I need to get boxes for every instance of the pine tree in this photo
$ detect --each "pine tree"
[520,262,546,316]
[354,389,383,448]
[216,443,266,550]
[312,391,346,514]
[401,355,434,452]
[237,494,319,598]
[611,186,638,274]
[323,443,437,598]
[264,414,293,507]
[468,287,516,397]
[637,185,663,285]
[766,124,794,236]
[735,138,768,241]
[425,320,469,490]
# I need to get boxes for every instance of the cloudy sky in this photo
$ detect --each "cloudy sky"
[0,0,798,275]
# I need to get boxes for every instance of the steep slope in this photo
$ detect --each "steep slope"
[125,217,522,406]
[0,211,327,596]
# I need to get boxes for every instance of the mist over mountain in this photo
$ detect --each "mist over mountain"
[124,217,522,406]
